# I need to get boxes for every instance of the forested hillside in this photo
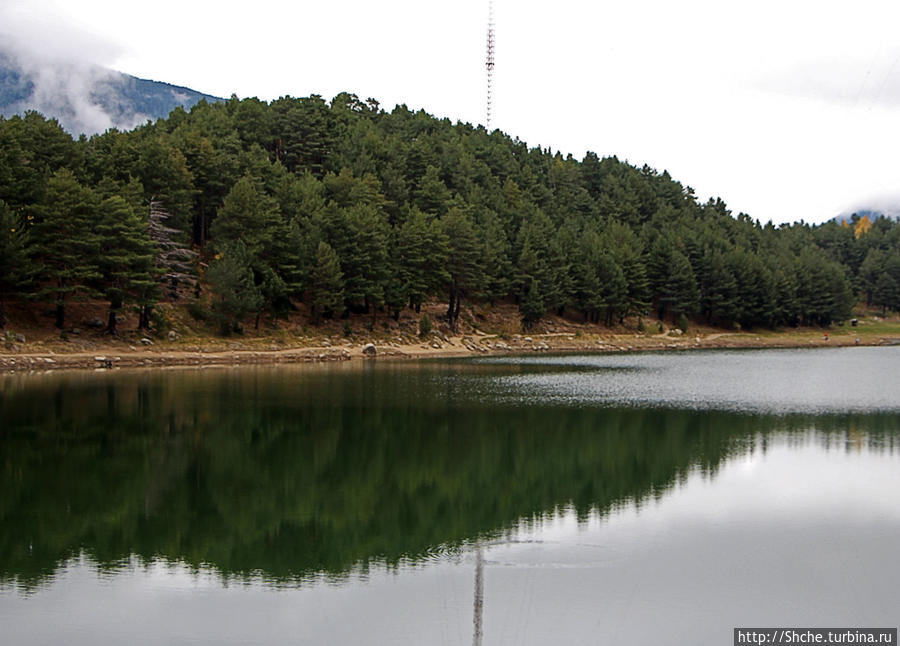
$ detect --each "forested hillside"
[1,94,899,335]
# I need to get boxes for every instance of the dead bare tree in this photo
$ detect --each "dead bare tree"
[141,199,198,328]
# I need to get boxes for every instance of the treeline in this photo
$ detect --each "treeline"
[1,94,899,334]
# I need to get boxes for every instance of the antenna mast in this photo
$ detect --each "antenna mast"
[485,0,495,130]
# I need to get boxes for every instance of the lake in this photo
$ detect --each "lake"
[1,347,898,645]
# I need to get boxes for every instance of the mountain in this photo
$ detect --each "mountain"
[0,49,222,135]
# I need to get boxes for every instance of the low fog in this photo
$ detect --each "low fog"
[0,4,150,134]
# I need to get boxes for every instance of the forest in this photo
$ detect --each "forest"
[1,93,899,335]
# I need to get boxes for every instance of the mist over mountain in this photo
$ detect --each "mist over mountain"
[0,48,221,135]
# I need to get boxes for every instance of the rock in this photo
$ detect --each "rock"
[525,337,533,343]
[362,343,377,356]
[432,342,441,349]
[14,334,25,344]
[322,339,331,347]
[168,330,178,341]
[140,337,154,346]
[87,317,105,329]
[70,328,81,335]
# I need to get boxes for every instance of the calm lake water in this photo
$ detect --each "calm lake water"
[1,347,898,645]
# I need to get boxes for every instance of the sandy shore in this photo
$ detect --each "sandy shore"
[2,327,898,374]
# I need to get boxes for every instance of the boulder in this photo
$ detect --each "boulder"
[14,333,25,344]
[362,343,377,356]
[140,337,154,346]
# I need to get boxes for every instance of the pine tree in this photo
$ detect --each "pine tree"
[701,252,739,326]
[211,175,280,257]
[442,208,483,331]
[872,273,899,315]
[858,248,885,306]
[309,241,344,322]
[95,196,159,335]
[520,277,545,329]
[414,165,452,216]
[596,253,629,325]
[661,250,700,322]
[32,170,101,329]
[207,242,263,334]
[396,208,449,312]
[480,210,513,305]
[0,200,33,328]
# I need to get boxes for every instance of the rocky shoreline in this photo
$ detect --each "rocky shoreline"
[2,328,898,374]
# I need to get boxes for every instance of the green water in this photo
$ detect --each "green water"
[1,347,898,645]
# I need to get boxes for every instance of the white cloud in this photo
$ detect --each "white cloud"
[0,0,129,134]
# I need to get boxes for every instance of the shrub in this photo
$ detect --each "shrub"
[187,300,210,322]
[419,313,432,338]
[150,308,171,335]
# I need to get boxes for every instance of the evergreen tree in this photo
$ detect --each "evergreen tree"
[858,248,885,306]
[596,253,629,325]
[442,208,483,331]
[396,208,449,312]
[31,170,101,329]
[309,241,344,322]
[415,165,453,216]
[94,196,159,334]
[872,273,899,315]
[479,210,513,305]
[699,252,738,326]
[0,200,33,328]
[661,250,700,322]
[207,242,263,334]
[770,263,799,327]
[211,175,280,256]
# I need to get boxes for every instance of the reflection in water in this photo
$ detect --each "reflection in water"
[1,356,898,592]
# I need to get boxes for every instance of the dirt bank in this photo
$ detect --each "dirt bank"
[2,326,898,374]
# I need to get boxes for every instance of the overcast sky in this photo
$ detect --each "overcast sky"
[3,0,900,224]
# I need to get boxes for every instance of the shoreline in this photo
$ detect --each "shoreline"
[2,328,898,374]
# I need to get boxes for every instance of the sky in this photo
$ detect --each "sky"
[3,0,900,225]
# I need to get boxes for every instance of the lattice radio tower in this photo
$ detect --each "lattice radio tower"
[485,0,495,130]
